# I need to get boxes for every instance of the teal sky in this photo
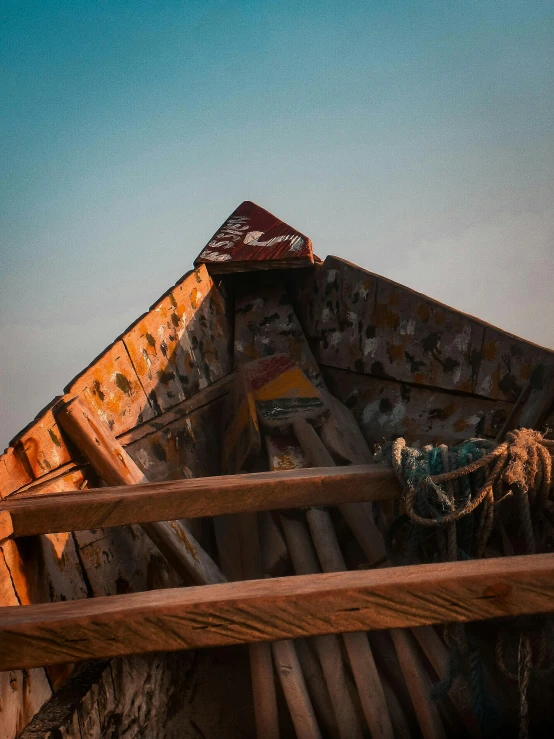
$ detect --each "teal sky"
[1,0,553,448]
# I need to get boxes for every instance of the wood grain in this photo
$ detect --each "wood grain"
[194,200,314,274]
[2,554,554,670]
[0,547,52,737]
[1,464,399,539]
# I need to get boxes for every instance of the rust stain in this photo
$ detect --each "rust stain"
[373,303,397,330]
[520,363,531,380]
[175,525,200,562]
[481,341,498,361]
[416,303,432,323]
[386,344,404,363]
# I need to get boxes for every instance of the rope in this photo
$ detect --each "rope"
[379,429,553,556]
[377,429,554,738]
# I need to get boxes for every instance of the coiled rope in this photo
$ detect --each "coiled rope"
[378,429,554,738]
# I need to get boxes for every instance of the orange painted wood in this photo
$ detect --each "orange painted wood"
[194,201,314,274]
[12,400,73,479]
[118,372,234,446]
[0,547,52,735]
[1,464,399,538]
[66,340,155,436]
[0,446,32,498]
[2,554,554,671]
[122,265,231,414]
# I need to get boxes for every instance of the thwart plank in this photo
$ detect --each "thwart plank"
[1,553,554,670]
[0,464,399,538]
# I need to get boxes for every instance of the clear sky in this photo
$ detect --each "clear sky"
[1,0,553,449]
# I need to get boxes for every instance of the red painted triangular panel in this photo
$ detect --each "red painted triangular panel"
[194,201,314,273]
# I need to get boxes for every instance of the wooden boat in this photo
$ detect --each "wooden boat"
[1,201,553,738]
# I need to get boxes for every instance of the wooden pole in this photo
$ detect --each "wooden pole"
[55,396,225,588]
[215,511,280,739]
[280,514,365,739]
[296,416,446,739]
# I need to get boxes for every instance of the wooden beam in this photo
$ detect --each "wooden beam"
[1,464,399,539]
[1,553,554,671]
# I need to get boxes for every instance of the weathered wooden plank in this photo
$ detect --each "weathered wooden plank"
[0,547,52,738]
[127,396,226,482]
[66,341,155,436]
[55,396,225,588]
[296,257,488,393]
[13,380,232,499]
[118,372,234,446]
[12,467,93,501]
[294,256,380,371]
[2,553,554,670]
[122,265,231,415]
[194,201,314,274]
[0,464,399,539]
[323,366,512,448]
[234,285,323,389]
[11,400,74,480]
[0,447,32,498]
[474,328,554,402]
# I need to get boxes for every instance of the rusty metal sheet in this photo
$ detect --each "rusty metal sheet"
[234,285,323,389]
[297,257,486,393]
[122,265,232,415]
[0,446,32,498]
[11,400,74,480]
[67,340,154,436]
[194,201,314,274]
[473,327,554,402]
[323,367,512,449]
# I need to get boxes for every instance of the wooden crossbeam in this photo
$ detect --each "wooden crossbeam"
[0,465,398,539]
[1,553,554,671]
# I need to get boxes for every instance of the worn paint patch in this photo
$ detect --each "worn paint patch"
[474,327,554,401]
[67,340,154,437]
[296,257,487,394]
[194,201,314,274]
[123,265,232,415]
[234,285,323,390]
[324,366,512,449]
